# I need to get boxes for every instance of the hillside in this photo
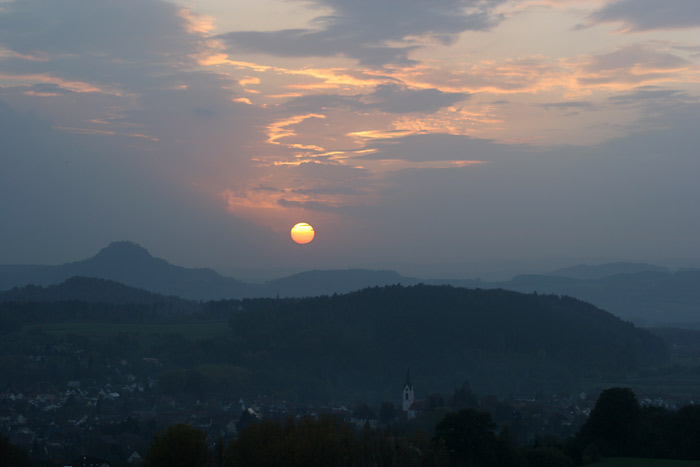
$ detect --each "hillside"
[1,242,698,325]
[224,285,668,398]
[265,269,420,297]
[0,276,194,307]
[498,270,700,326]
[549,262,669,280]
[0,241,264,300]
[0,284,668,401]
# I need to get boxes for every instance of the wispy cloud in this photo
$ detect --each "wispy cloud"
[588,0,700,32]
[218,0,506,66]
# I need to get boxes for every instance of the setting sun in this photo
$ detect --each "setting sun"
[290,222,315,244]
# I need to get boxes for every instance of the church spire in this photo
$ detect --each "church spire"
[402,368,415,413]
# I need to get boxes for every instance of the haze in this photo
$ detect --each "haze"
[1,0,699,281]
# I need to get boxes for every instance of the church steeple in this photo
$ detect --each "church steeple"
[402,368,414,412]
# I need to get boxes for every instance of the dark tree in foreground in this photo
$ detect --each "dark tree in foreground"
[0,435,32,467]
[226,415,447,467]
[434,408,501,467]
[576,387,640,457]
[144,424,212,467]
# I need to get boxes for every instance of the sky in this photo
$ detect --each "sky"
[1,0,699,280]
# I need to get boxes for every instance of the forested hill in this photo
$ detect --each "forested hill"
[223,285,668,397]
[0,284,668,400]
[0,276,192,306]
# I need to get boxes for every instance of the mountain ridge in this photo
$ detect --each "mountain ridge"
[1,241,698,325]
[0,241,263,300]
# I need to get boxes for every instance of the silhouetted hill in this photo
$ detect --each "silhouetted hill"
[549,262,668,280]
[0,241,264,300]
[0,284,669,401]
[1,244,698,325]
[225,285,668,397]
[496,270,700,326]
[266,269,420,297]
[0,276,194,306]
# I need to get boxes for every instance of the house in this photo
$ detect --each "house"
[351,404,378,428]
[127,451,143,465]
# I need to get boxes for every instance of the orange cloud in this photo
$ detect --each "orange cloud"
[0,73,115,94]
[266,113,327,146]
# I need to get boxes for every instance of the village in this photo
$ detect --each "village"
[2,358,693,466]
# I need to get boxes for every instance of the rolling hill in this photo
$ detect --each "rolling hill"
[1,241,698,325]
[0,241,263,300]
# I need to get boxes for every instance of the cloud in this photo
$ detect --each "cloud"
[589,0,700,32]
[538,101,594,111]
[576,43,689,86]
[356,133,518,162]
[219,0,506,66]
[0,0,284,269]
[340,111,700,266]
[0,0,199,59]
[608,86,691,105]
[285,83,468,115]
[366,84,468,113]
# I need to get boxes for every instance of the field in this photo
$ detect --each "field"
[592,459,700,467]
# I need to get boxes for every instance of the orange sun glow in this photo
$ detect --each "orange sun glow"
[290,222,315,244]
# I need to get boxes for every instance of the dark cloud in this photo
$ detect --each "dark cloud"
[608,87,690,105]
[291,186,362,195]
[277,198,343,212]
[219,29,416,66]
[219,0,505,66]
[583,44,687,73]
[538,101,594,111]
[355,133,519,162]
[578,44,688,85]
[367,84,468,113]
[285,83,467,114]
[589,0,700,31]
[0,0,196,59]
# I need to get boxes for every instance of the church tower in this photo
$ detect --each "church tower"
[402,369,414,412]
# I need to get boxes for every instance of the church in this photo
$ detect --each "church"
[402,370,417,420]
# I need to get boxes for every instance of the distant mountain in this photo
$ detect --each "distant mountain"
[0,241,264,300]
[0,276,193,306]
[495,270,700,326]
[1,243,698,325]
[266,269,421,297]
[0,243,423,301]
[549,262,669,280]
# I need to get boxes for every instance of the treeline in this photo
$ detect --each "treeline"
[124,387,700,466]
[224,285,667,396]
[103,387,700,466]
[1,285,669,399]
[575,387,700,462]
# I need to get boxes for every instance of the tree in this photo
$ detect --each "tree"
[0,435,31,467]
[379,401,396,425]
[145,424,212,467]
[452,380,478,409]
[434,408,500,467]
[576,387,640,457]
[523,447,572,467]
